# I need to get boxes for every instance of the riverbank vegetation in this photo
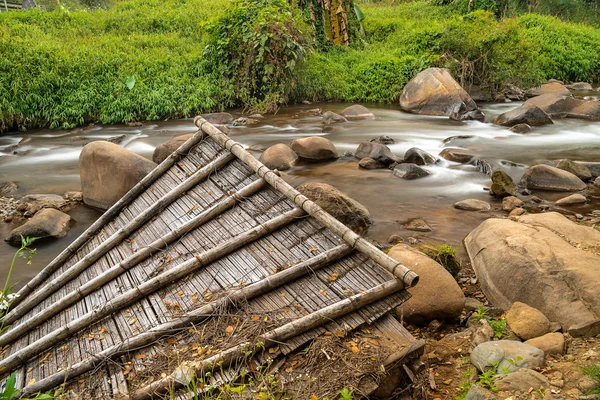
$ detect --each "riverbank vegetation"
[0,0,599,132]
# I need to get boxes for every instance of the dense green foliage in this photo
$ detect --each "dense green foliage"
[0,0,599,132]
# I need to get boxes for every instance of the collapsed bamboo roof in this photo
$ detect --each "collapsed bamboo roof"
[0,118,421,399]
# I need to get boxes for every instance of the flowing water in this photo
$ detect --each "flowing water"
[1,101,600,288]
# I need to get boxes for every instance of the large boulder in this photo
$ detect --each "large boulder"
[340,105,375,120]
[400,68,477,116]
[520,164,586,191]
[290,137,339,161]
[79,141,157,210]
[389,244,465,325]
[152,133,194,164]
[506,302,550,340]
[493,105,553,127]
[524,94,600,121]
[556,159,592,181]
[464,212,600,337]
[259,144,298,171]
[5,208,71,245]
[354,142,397,166]
[296,182,371,233]
[527,82,570,97]
[566,82,594,91]
[471,341,545,374]
[403,147,437,166]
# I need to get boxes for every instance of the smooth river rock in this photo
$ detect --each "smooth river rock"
[454,199,491,212]
[296,182,370,233]
[493,105,553,127]
[400,68,477,116]
[506,302,550,340]
[510,123,532,134]
[392,163,430,180]
[152,133,193,164]
[358,157,386,169]
[322,111,347,125]
[555,193,587,206]
[79,141,157,210]
[471,341,545,374]
[527,82,571,97]
[355,142,397,166]
[520,164,586,191]
[566,82,594,91]
[340,104,375,120]
[403,147,437,165]
[201,112,234,125]
[259,144,298,171]
[439,148,474,163]
[502,196,524,212]
[556,159,592,181]
[464,212,600,337]
[389,244,465,325]
[524,93,600,120]
[290,137,339,161]
[5,208,72,246]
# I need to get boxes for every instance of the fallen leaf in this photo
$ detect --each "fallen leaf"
[27,378,36,386]
[328,273,338,282]
[225,326,234,335]
[129,318,138,325]
[251,315,261,321]
[136,354,147,360]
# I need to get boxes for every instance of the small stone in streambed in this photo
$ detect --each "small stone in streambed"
[392,163,430,180]
[370,135,395,145]
[322,111,347,125]
[202,112,234,125]
[489,170,517,197]
[502,196,524,212]
[453,199,491,212]
[259,144,298,171]
[401,218,432,232]
[290,137,339,161]
[403,147,438,165]
[5,208,72,246]
[450,109,485,122]
[557,159,593,181]
[510,123,532,134]
[358,157,386,169]
[355,142,397,166]
[439,148,473,163]
[387,233,403,244]
[64,191,83,202]
[555,193,587,206]
[506,302,550,340]
[509,208,526,218]
[339,104,375,120]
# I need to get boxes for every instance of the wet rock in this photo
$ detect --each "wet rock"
[464,212,600,337]
[524,93,600,121]
[152,133,194,164]
[0,181,18,197]
[202,112,234,125]
[450,109,485,122]
[79,141,157,210]
[493,105,553,127]
[555,193,587,206]
[525,333,565,356]
[232,117,259,126]
[358,157,386,170]
[472,158,493,176]
[520,164,586,191]
[392,163,430,180]
[296,182,371,233]
[400,68,478,116]
[339,104,375,120]
[322,111,348,125]
[556,159,592,181]
[581,162,600,178]
[5,208,72,246]
[506,302,550,340]
[439,148,473,163]
[502,196,524,212]
[527,81,571,97]
[389,244,465,324]
[248,113,264,119]
[508,208,526,218]
[566,82,594,91]
[442,135,475,144]
[495,369,550,392]
[20,194,66,210]
[510,123,532,134]
[387,233,403,244]
[290,137,339,161]
[453,199,491,212]
[355,142,397,166]
[403,147,437,166]
[370,135,395,145]
[259,144,298,171]
[471,341,545,374]
[490,170,517,197]
[402,218,432,232]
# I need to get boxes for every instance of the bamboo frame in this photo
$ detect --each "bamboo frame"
[2,151,236,326]
[130,279,405,400]
[194,117,419,288]
[18,244,353,398]
[0,178,267,347]
[8,131,208,311]
[0,208,306,373]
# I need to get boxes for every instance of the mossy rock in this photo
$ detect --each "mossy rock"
[490,170,516,197]
[417,243,461,278]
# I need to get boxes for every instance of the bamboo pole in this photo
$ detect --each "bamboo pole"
[0,207,306,374]
[17,244,353,398]
[194,117,420,288]
[0,178,267,348]
[2,151,236,326]
[130,279,405,400]
[8,130,207,311]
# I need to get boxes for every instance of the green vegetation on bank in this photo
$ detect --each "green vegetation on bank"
[1,0,599,132]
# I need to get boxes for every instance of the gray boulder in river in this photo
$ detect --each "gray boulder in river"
[464,212,600,337]
[493,105,553,127]
[520,164,586,191]
[400,68,478,116]
[354,142,397,166]
[79,141,157,210]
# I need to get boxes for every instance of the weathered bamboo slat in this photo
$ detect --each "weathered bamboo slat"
[8,131,207,310]
[194,117,420,288]
[17,244,353,398]
[130,279,405,400]
[2,151,236,326]
[0,179,267,348]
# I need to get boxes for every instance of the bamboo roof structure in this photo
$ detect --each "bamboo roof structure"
[0,117,423,399]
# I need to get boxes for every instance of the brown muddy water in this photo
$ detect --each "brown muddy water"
[1,102,600,289]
